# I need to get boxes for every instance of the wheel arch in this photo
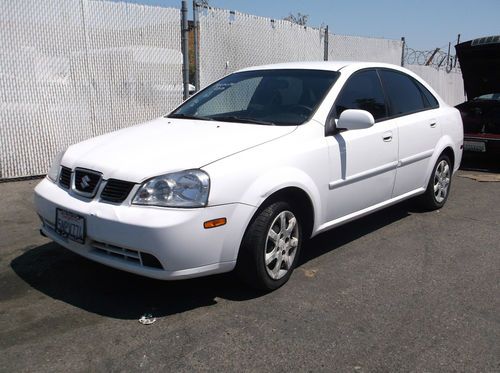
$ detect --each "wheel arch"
[254,186,315,240]
[237,167,323,239]
[441,146,455,169]
[424,137,460,187]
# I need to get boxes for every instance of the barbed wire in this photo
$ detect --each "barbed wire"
[403,46,460,73]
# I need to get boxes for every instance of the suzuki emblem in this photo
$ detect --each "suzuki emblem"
[80,175,91,190]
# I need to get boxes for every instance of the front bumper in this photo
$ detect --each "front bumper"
[34,178,256,280]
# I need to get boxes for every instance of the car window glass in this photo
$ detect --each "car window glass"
[197,77,262,116]
[413,79,439,108]
[379,70,426,115]
[334,70,387,120]
[173,69,340,126]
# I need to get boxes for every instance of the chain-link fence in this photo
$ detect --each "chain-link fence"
[196,6,405,88]
[197,7,326,88]
[1,1,466,180]
[0,0,182,179]
[328,34,403,64]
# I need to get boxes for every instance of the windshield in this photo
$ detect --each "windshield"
[169,69,339,126]
[474,93,500,101]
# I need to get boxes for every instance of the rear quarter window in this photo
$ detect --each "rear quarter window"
[413,79,440,109]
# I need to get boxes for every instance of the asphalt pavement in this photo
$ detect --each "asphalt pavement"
[0,159,499,372]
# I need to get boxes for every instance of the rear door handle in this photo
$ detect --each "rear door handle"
[382,131,393,142]
[430,122,437,128]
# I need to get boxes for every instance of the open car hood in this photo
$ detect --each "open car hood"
[455,35,500,100]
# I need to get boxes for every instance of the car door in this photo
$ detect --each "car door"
[325,69,398,222]
[377,69,442,197]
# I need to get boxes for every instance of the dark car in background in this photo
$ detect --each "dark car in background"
[455,35,500,155]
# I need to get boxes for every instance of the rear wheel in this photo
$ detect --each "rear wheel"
[237,201,302,291]
[420,154,452,210]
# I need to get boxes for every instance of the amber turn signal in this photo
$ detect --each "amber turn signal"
[203,217,227,229]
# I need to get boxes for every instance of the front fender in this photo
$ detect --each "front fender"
[203,122,329,236]
[238,167,323,232]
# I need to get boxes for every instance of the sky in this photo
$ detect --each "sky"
[129,0,499,52]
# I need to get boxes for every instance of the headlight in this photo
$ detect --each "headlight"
[47,149,66,182]
[132,170,210,208]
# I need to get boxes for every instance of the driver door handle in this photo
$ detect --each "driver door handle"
[382,131,393,142]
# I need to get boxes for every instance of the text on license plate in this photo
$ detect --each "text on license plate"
[464,140,486,152]
[55,208,86,244]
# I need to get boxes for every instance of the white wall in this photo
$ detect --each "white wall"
[406,65,465,106]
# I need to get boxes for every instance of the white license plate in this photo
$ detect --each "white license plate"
[464,140,486,152]
[55,208,86,244]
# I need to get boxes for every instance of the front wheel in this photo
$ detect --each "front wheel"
[419,154,453,210]
[236,201,302,291]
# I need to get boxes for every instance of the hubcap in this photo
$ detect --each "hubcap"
[264,210,299,280]
[433,159,450,203]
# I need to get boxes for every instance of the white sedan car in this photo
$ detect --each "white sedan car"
[35,62,463,290]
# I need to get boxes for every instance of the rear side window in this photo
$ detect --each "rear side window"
[379,70,426,116]
[334,70,387,120]
[413,79,439,109]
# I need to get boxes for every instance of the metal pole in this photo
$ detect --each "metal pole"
[425,48,440,66]
[400,37,405,67]
[181,0,190,100]
[454,33,460,67]
[193,0,200,91]
[446,41,451,71]
[323,25,329,61]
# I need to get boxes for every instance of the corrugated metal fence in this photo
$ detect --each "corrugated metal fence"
[0,1,465,179]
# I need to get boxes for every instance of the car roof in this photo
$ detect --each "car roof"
[236,61,405,73]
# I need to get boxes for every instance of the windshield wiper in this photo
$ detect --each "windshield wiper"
[211,115,276,126]
[167,113,214,121]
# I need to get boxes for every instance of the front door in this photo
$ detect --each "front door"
[325,69,398,222]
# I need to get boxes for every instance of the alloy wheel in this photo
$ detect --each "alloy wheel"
[433,159,451,203]
[264,210,299,280]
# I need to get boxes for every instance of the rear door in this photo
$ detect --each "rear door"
[378,69,442,197]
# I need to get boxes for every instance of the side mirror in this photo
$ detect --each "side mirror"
[337,109,375,130]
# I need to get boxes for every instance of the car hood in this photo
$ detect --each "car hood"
[455,35,500,100]
[62,117,296,182]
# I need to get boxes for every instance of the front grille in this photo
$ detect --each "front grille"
[100,179,135,203]
[73,169,101,197]
[91,241,164,270]
[59,166,72,189]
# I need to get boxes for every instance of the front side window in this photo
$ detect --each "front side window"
[170,69,340,126]
[334,70,387,120]
[378,70,427,116]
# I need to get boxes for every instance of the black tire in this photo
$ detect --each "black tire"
[419,153,453,211]
[236,201,303,291]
